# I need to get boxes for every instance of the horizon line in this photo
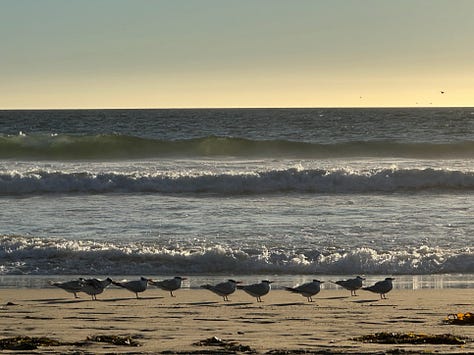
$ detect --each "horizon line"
[1,105,473,111]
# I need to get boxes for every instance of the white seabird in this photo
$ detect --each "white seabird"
[49,279,84,298]
[285,279,323,302]
[149,276,186,297]
[201,279,241,301]
[80,277,113,300]
[112,277,150,299]
[237,280,273,302]
[333,276,365,296]
[362,277,394,299]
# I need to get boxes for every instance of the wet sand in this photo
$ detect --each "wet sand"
[0,288,473,354]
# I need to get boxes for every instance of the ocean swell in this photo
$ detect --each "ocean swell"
[1,133,474,159]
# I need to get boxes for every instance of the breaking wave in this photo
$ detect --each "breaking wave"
[1,133,474,159]
[1,235,472,275]
[1,167,474,195]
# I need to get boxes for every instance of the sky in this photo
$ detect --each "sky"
[1,0,473,109]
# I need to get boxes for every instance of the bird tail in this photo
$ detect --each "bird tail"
[285,287,299,293]
[236,285,245,290]
[200,284,211,289]
[111,281,124,287]
[48,280,57,286]
[362,287,371,291]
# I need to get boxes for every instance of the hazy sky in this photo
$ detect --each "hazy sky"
[1,0,473,109]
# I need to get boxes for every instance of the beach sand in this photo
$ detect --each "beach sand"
[0,287,473,354]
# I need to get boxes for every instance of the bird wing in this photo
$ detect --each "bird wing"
[296,282,320,295]
[213,282,234,295]
[154,278,178,290]
[335,280,350,288]
[242,283,269,297]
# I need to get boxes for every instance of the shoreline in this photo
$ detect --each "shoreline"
[1,273,474,290]
[1,288,473,354]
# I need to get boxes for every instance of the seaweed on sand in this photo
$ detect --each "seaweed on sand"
[86,334,141,346]
[444,312,474,325]
[0,336,62,350]
[0,334,143,350]
[353,332,468,345]
[194,336,255,353]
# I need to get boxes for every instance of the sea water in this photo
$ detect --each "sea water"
[0,108,473,289]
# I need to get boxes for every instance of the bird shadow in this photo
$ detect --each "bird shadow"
[100,296,164,302]
[224,302,254,307]
[351,299,380,304]
[183,301,219,306]
[322,296,348,300]
[25,298,86,304]
[272,302,309,307]
[25,296,164,304]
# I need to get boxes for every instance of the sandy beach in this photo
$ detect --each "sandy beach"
[0,287,472,354]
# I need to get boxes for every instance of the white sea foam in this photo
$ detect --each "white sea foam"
[1,235,472,275]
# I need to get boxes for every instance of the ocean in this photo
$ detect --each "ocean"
[1,108,473,289]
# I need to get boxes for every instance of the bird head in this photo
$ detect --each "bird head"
[175,276,187,280]
[313,279,324,283]
[228,279,242,284]
[262,280,273,284]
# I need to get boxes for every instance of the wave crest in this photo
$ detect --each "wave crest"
[1,235,472,275]
[1,167,473,195]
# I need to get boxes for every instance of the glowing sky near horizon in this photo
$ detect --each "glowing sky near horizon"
[1,0,473,109]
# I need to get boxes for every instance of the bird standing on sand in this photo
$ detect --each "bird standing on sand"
[237,280,273,302]
[333,276,365,296]
[362,277,394,299]
[201,279,241,301]
[149,276,186,297]
[49,279,84,298]
[285,279,323,302]
[80,277,113,300]
[112,277,150,299]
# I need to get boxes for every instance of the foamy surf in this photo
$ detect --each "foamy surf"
[1,167,473,195]
[0,235,472,275]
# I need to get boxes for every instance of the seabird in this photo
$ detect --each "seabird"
[285,279,323,302]
[237,280,273,302]
[149,276,186,297]
[112,277,150,299]
[201,279,241,301]
[49,279,84,298]
[80,277,113,300]
[362,277,394,299]
[333,276,365,296]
